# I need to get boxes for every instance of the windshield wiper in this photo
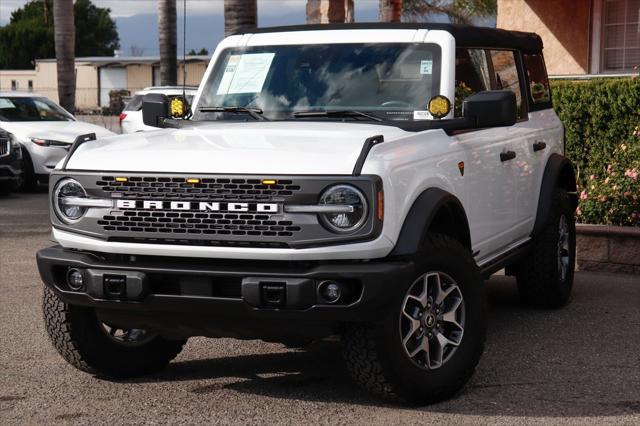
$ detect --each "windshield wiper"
[293,110,383,122]
[199,106,268,121]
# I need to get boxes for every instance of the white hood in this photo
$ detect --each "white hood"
[65,122,408,175]
[2,120,115,143]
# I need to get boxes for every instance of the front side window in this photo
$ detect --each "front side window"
[0,97,74,122]
[489,50,524,119]
[454,48,491,117]
[195,43,442,121]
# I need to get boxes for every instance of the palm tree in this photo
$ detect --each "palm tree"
[158,0,177,86]
[379,0,403,22]
[402,0,496,24]
[224,0,257,37]
[53,0,75,112]
[306,0,354,24]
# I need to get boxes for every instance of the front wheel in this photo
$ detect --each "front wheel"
[43,286,186,378]
[342,233,487,404]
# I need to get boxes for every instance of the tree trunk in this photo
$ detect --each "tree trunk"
[224,0,257,37]
[158,0,177,86]
[53,0,75,113]
[306,0,354,24]
[379,0,403,22]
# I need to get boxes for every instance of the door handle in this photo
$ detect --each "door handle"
[533,141,547,152]
[500,150,516,162]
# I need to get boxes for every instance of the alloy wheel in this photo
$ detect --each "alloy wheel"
[399,271,465,370]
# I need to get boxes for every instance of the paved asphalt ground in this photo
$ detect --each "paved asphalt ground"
[1,192,639,425]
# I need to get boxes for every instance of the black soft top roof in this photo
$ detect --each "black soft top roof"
[240,23,543,53]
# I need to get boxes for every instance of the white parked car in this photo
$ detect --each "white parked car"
[38,24,577,405]
[120,86,197,133]
[0,92,115,189]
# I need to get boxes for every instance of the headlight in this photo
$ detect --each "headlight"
[54,178,88,223]
[31,138,68,147]
[319,184,368,233]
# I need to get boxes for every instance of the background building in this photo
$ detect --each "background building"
[0,55,209,110]
[497,0,639,76]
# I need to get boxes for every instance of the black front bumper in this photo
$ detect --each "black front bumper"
[37,246,414,340]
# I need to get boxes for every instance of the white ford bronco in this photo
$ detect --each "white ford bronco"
[38,23,577,404]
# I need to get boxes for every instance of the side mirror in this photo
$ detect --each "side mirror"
[142,93,169,127]
[463,90,517,128]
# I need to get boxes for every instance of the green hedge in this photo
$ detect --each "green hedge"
[551,78,640,226]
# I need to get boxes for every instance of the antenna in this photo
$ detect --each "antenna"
[182,0,187,107]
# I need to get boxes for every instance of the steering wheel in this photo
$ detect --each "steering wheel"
[381,100,413,108]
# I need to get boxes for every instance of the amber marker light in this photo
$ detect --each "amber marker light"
[115,177,128,182]
[377,190,384,221]
[262,179,277,185]
[186,178,200,184]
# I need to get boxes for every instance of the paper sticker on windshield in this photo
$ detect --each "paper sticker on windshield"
[216,55,240,95]
[413,110,433,120]
[0,98,16,109]
[217,53,275,95]
[420,60,433,75]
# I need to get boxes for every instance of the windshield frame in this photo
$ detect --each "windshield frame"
[193,42,443,123]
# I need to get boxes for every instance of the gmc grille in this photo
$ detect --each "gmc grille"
[0,137,9,157]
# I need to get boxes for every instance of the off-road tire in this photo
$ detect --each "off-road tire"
[43,286,186,378]
[342,233,487,405]
[515,188,576,308]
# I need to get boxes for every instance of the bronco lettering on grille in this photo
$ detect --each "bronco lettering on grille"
[115,200,279,213]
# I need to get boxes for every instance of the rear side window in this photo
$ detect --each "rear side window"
[488,50,525,119]
[522,53,552,109]
[454,49,491,117]
[123,95,143,111]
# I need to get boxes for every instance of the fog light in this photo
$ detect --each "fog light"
[67,269,84,291]
[318,280,341,304]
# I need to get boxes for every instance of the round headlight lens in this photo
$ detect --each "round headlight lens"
[54,178,88,223]
[319,185,368,233]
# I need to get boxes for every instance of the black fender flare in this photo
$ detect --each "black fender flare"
[389,188,472,256]
[531,153,578,236]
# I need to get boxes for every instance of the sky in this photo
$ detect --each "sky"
[0,0,494,57]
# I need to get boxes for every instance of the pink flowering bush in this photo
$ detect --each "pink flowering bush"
[553,78,640,226]
[576,126,640,226]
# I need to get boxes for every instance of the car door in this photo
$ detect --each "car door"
[452,48,521,261]
[516,52,563,236]
[485,49,537,244]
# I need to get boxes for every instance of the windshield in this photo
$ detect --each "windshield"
[195,43,441,121]
[0,97,74,122]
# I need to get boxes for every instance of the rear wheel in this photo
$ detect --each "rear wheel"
[342,233,487,404]
[43,286,186,378]
[514,188,576,308]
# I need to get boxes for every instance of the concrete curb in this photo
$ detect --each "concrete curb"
[576,224,640,274]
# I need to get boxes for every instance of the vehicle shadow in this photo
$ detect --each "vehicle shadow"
[122,275,640,417]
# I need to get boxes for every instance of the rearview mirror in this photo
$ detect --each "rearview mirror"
[142,93,169,128]
[463,90,517,128]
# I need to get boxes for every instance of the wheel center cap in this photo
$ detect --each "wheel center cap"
[424,312,436,329]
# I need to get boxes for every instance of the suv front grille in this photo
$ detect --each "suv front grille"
[56,173,380,249]
[0,137,9,157]
[97,210,302,237]
[96,176,302,200]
